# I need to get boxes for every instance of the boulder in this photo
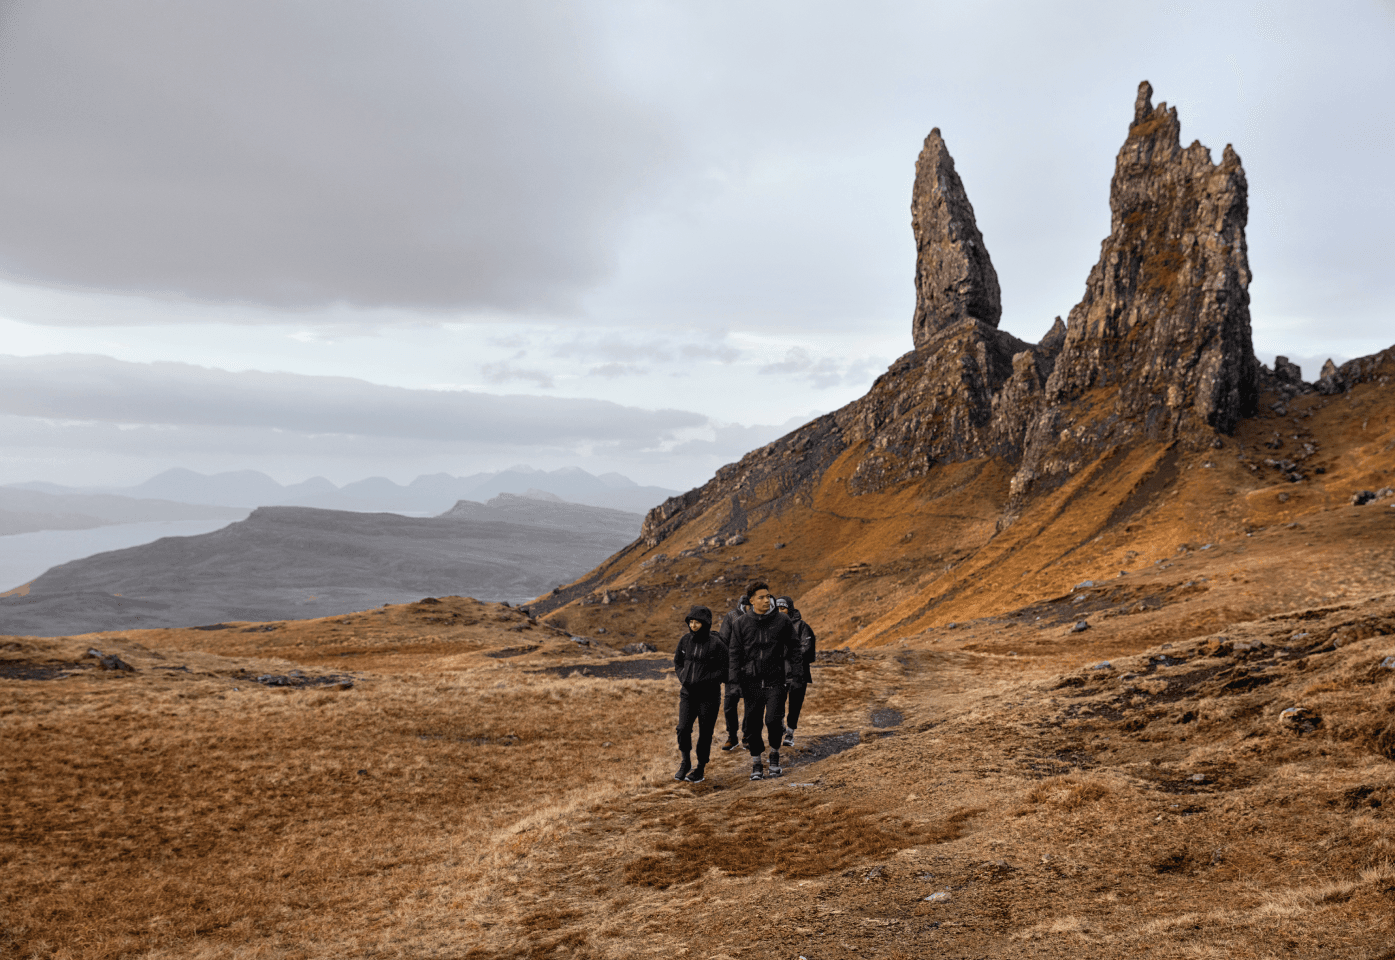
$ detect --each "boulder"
[1315,359,1346,395]
[1273,355,1305,387]
[1278,706,1321,734]
[85,648,134,672]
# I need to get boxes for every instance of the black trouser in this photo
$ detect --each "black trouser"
[741,681,786,756]
[785,680,807,730]
[723,682,743,742]
[677,680,722,765]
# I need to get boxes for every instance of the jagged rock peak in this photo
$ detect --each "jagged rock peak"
[1134,79,1155,125]
[1011,80,1258,501]
[910,128,1002,348]
[623,82,1266,555]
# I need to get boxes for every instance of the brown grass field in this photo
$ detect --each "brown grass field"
[5,554,1395,957]
[4,372,1395,958]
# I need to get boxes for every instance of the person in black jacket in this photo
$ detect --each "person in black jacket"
[775,596,815,746]
[673,605,726,783]
[716,597,751,751]
[728,580,799,780]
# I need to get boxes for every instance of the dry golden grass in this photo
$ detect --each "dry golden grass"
[6,584,1395,958]
[621,794,979,888]
[0,605,684,959]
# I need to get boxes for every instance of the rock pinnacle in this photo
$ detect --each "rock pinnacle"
[910,128,1001,348]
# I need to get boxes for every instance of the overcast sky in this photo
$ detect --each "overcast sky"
[1,1,1391,490]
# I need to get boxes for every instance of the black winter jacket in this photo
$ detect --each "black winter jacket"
[717,601,749,646]
[787,615,816,685]
[675,630,728,686]
[728,609,798,686]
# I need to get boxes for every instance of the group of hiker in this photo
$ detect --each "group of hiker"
[672,580,816,784]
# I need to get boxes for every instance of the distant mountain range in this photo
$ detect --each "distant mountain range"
[5,466,677,530]
[0,494,643,636]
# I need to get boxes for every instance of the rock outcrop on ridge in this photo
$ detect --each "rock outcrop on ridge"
[1010,81,1258,503]
[628,80,1255,554]
[534,82,1392,646]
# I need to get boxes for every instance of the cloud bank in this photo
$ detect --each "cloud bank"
[0,355,704,444]
[0,354,813,488]
[0,1,665,311]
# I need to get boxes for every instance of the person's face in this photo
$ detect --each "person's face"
[688,619,704,633]
[750,589,773,614]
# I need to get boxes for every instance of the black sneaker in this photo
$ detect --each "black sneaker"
[721,738,740,752]
[675,759,691,781]
[684,764,706,783]
[768,752,783,777]
[750,758,764,781]
[782,729,795,747]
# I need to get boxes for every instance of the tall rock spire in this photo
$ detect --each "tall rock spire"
[910,128,1001,348]
[1011,81,1259,499]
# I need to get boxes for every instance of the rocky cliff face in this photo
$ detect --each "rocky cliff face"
[630,81,1257,553]
[1009,81,1258,503]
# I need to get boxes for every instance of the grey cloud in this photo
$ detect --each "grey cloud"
[0,354,704,444]
[759,347,887,390]
[665,414,821,461]
[684,343,742,364]
[589,363,645,379]
[0,2,666,313]
[0,359,813,491]
[0,411,810,492]
[543,332,742,366]
[0,1,1387,362]
[547,335,672,364]
[479,362,556,390]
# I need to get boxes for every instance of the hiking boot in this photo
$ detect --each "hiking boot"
[720,738,740,752]
[782,729,795,747]
[684,764,706,783]
[768,752,783,777]
[750,758,764,781]
[675,758,691,781]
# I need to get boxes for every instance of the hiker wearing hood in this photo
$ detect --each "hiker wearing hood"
[775,596,816,746]
[672,605,727,783]
[716,597,751,751]
[728,581,799,780]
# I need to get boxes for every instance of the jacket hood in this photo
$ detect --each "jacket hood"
[684,605,713,628]
[775,596,799,619]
